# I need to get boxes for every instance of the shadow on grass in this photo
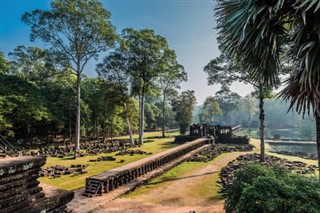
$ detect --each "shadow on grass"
[160,142,178,149]
[206,194,225,202]
[147,171,219,185]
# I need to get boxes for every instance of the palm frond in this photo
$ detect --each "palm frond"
[215,0,294,87]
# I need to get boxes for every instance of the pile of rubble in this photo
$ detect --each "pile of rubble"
[218,153,318,194]
[89,156,116,162]
[115,149,152,156]
[27,139,135,158]
[40,164,89,178]
[188,144,254,162]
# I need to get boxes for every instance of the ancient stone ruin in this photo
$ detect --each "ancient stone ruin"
[218,153,318,194]
[189,124,249,144]
[0,156,74,213]
[187,144,254,162]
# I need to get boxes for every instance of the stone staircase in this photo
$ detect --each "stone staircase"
[83,179,102,197]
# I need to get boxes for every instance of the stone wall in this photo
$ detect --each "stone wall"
[0,156,74,213]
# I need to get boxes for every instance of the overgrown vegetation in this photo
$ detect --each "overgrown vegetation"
[225,164,320,213]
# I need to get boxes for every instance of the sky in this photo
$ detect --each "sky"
[0,0,253,104]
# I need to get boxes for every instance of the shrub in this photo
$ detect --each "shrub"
[273,133,281,140]
[224,164,320,213]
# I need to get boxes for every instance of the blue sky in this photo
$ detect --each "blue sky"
[0,0,253,104]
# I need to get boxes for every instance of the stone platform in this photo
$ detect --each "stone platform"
[0,156,74,213]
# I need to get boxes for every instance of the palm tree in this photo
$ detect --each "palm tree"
[215,0,320,177]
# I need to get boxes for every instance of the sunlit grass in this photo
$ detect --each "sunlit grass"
[39,130,179,190]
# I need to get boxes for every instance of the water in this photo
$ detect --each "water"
[268,144,317,155]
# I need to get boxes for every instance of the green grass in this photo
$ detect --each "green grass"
[39,130,179,190]
[125,153,232,201]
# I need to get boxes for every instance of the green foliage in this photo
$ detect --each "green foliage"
[22,0,118,68]
[214,85,241,125]
[23,0,118,152]
[0,52,10,74]
[8,46,62,85]
[225,164,320,213]
[273,133,281,140]
[172,90,196,134]
[0,73,50,137]
[198,96,222,124]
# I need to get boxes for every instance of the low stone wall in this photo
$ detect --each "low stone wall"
[84,138,212,196]
[0,156,74,213]
[217,136,250,144]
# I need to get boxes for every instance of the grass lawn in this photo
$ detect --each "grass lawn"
[39,130,179,190]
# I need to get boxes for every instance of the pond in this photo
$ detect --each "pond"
[268,142,317,155]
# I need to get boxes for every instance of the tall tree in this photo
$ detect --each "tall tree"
[121,28,171,144]
[214,85,241,125]
[172,90,197,134]
[241,94,258,133]
[23,0,118,157]
[198,96,222,124]
[204,48,277,162]
[96,52,135,146]
[159,49,187,137]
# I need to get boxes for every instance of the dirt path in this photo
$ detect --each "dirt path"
[92,151,251,213]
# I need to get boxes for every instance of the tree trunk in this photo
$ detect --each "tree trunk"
[94,116,97,139]
[316,113,320,180]
[102,123,106,143]
[259,88,265,162]
[139,93,145,145]
[124,103,134,146]
[248,112,251,134]
[69,101,72,143]
[74,71,81,158]
[162,93,166,137]
[110,121,113,142]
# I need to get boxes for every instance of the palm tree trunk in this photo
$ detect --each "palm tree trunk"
[124,103,134,146]
[74,71,81,159]
[162,93,166,137]
[259,88,265,162]
[316,113,320,179]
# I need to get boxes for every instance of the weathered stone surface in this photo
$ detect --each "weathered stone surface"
[0,156,46,177]
[0,156,74,213]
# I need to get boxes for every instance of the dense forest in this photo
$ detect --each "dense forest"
[0,49,195,142]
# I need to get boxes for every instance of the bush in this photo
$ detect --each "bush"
[273,133,281,140]
[224,164,320,213]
